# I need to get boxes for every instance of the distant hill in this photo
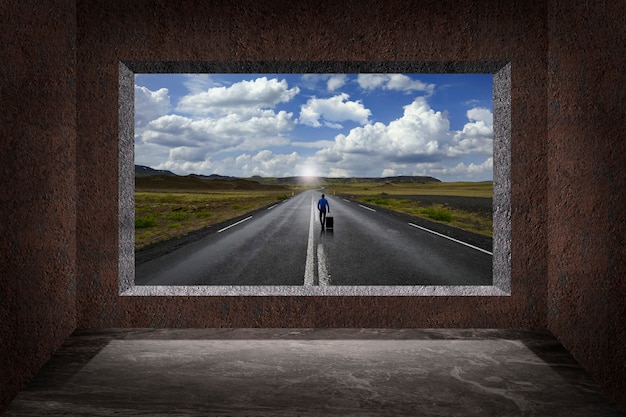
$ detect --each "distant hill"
[135,165,176,177]
[135,175,290,192]
[135,166,289,192]
[134,165,441,190]
[324,175,441,184]
[250,175,441,186]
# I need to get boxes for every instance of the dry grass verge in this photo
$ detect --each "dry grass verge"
[331,181,493,237]
[135,191,290,249]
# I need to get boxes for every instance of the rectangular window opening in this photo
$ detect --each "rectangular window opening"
[119,62,511,296]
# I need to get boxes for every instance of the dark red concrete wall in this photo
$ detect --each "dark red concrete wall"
[2,0,624,412]
[76,0,548,328]
[547,0,626,409]
[0,0,77,411]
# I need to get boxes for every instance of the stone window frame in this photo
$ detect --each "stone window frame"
[118,61,511,297]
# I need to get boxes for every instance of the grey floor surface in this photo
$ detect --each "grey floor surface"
[3,329,625,417]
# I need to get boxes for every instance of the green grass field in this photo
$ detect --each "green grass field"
[134,190,290,249]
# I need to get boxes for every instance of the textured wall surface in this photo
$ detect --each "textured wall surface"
[76,0,548,329]
[0,0,77,411]
[1,0,624,413]
[547,0,626,409]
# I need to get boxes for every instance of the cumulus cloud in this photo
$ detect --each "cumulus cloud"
[135,77,303,174]
[446,107,493,157]
[249,150,302,176]
[157,150,305,178]
[176,77,299,116]
[134,86,172,169]
[135,85,170,130]
[299,93,371,128]
[357,74,435,95]
[315,97,450,162]
[309,99,493,178]
[140,110,294,153]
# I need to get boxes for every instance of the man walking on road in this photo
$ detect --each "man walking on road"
[317,194,330,228]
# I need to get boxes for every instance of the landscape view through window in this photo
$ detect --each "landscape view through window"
[133,72,494,288]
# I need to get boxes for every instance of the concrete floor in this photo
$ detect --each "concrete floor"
[3,329,625,417]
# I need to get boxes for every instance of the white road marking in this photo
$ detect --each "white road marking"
[304,198,316,286]
[267,204,278,210]
[343,199,351,203]
[408,223,493,255]
[217,216,252,233]
[305,196,332,286]
[317,243,330,286]
[359,204,376,212]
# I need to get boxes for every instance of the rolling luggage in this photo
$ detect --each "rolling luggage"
[325,215,333,229]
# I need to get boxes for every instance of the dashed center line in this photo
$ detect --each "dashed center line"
[304,199,316,286]
[304,196,331,286]
[317,243,330,285]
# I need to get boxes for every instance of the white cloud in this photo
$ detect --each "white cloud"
[291,139,336,149]
[446,107,493,157]
[168,146,207,162]
[133,86,175,169]
[176,77,299,116]
[386,74,435,95]
[250,150,301,176]
[309,98,493,179]
[327,167,350,177]
[356,74,387,90]
[135,85,170,130]
[357,74,435,95]
[299,93,371,128]
[467,107,493,125]
[412,158,493,181]
[136,77,301,175]
[300,74,348,92]
[140,111,294,153]
[134,141,171,171]
[135,76,493,181]
[316,97,450,161]
[157,150,304,178]
[327,74,347,91]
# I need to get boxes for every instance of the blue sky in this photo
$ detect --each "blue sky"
[134,73,493,181]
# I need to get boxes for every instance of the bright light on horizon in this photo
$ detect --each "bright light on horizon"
[298,162,319,179]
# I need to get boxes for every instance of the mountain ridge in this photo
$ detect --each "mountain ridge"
[135,165,442,185]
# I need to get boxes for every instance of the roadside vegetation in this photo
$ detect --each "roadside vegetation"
[329,181,493,237]
[328,181,493,198]
[135,191,289,249]
[134,178,493,250]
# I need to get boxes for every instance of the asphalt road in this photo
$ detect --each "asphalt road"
[135,189,493,286]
